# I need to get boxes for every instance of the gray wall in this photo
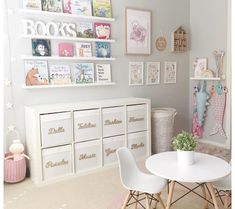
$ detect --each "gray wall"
[4,0,190,148]
[189,0,230,148]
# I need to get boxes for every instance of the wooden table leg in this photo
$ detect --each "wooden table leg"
[166,180,175,209]
[224,192,230,209]
[200,184,209,209]
[206,183,220,209]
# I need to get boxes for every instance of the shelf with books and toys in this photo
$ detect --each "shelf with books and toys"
[21,56,116,61]
[190,77,221,81]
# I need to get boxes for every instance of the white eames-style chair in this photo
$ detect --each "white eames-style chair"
[116,147,167,209]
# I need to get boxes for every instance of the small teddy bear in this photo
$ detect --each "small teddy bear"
[5,140,30,161]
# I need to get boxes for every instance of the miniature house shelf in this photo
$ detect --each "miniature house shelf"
[23,82,116,89]
[25,97,151,185]
[171,26,187,52]
[21,56,116,61]
[190,77,221,81]
[18,9,116,22]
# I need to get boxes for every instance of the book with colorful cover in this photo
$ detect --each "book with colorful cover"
[77,22,93,38]
[72,63,94,83]
[93,0,112,18]
[63,0,72,13]
[94,22,111,39]
[71,0,92,16]
[58,43,74,57]
[41,0,63,12]
[95,42,111,58]
[76,42,92,57]
[49,64,71,85]
[96,64,111,83]
[23,0,42,10]
[32,39,51,56]
[24,60,49,86]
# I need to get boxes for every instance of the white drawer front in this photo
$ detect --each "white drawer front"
[103,135,125,166]
[74,109,100,142]
[128,132,147,158]
[102,106,125,137]
[40,112,72,148]
[127,104,147,133]
[75,140,101,172]
[42,145,72,181]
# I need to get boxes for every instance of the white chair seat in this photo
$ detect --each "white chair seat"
[213,174,231,191]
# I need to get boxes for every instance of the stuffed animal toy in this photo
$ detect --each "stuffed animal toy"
[5,140,30,161]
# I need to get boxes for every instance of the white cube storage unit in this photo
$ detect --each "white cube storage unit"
[40,112,72,148]
[74,109,100,142]
[25,97,151,185]
[75,140,102,172]
[103,135,125,166]
[42,145,72,181]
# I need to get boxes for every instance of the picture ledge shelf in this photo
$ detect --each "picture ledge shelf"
[21,35,115,43]
[18,9,116,22]
[21,56,116,61]
[190,77,221,81]
[22,82,116,89]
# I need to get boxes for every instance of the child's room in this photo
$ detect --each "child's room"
[1,0,233,209]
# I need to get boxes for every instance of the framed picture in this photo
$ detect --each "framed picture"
[125,8,151,55]
[164,62,177,84]
[193,58,208,78]
[146,62,160,85]
[129,62,144,86]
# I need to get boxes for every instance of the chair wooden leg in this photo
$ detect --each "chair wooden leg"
[156,193,166,209]
[224,192,230,209]
[200,184,209,209]
[206,183,220,209]
[166,180,175,209]
[121,191,131,209]
[145,194,150,209]
[154,194,158,209]
[134,191,139,209]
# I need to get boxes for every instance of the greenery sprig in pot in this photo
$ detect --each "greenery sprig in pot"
[172,131,197,166]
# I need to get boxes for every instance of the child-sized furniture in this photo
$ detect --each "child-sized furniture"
[25,97,151,185]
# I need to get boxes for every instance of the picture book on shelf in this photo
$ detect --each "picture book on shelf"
[23,0,42,10]
[63,0,72,13]
[58,43,74,57]
[93,0,112,18]
[24,60,49,86]
[72,63,94,83]
[49,64,71,85]
[41,0,63,12]
[76,42,92,57]
[96,64,111,83]
[95,42,111,58]
[94,23,111,39]
[71,0,92,16]
[32,39,51,56]
[77,22,93,38]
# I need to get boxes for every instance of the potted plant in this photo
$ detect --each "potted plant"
[172,131,197,165]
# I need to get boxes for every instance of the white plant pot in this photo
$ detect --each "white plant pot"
[177,150,194,166]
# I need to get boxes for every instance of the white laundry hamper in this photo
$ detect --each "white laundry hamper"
[151,108,177,153]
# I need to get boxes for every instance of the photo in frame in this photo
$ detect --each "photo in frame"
[164,62,177,84]
[193,58,208,78]
[129,62,144,86]
[146,62,160,85]
[125,8,151,55]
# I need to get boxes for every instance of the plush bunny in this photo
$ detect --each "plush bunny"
[5,140,30,161]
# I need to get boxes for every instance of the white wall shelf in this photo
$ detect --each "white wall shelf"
[18,9,116,22]
[22,82,116,89]
[21,35,115,43]
[21,56,116,61]
[190,77,221,81]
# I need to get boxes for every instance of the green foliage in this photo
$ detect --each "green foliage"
[172,131,197,151]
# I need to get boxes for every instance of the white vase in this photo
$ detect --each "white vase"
[177,150,195,166]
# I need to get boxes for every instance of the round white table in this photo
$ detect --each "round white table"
[145,151,231,209]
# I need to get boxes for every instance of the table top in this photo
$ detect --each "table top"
[145,151,231,183]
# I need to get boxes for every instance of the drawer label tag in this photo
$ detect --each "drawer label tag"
[79,153,96,160]
[45,159,69,168]
[131,142,144,150]
[129,117,144,123]
[105,148,116,157]
[104,119,122,126]
[77,122,96,129]
[48,127,65,135]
